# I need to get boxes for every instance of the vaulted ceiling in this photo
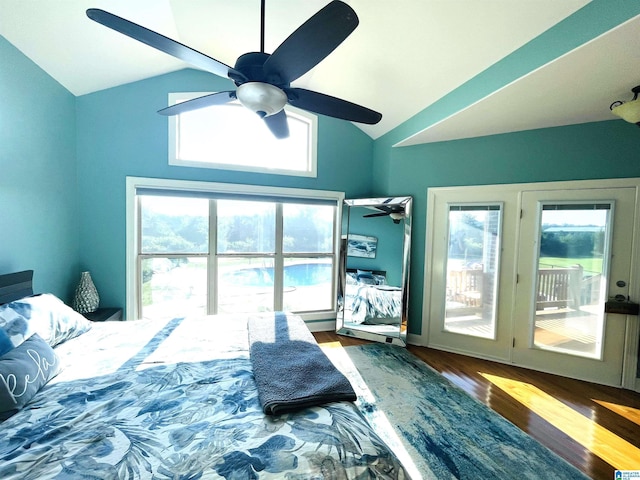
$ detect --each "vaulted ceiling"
[1,1,638,144]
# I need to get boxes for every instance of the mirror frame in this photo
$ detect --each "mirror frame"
[336,196,412,346]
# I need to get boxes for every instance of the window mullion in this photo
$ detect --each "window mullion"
[136,195,142,319]
[274,203,284,311]
[209,199,217,315]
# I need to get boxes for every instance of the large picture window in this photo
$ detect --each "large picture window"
[168,93,317,177]
[128,178,341,321]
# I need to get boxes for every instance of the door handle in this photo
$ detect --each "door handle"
[604,296,639,315]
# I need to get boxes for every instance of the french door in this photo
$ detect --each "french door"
[426,188,517,362]
[512,187,636,385]
[425,181,638,386]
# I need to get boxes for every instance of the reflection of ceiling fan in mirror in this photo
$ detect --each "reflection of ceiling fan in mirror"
[86,0,381,139]
[363,204,406,224]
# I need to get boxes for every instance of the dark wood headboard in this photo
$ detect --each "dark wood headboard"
[0,270,34,304]
[346,268,386,277]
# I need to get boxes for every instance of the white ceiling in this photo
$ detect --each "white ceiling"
[1,0,637,143]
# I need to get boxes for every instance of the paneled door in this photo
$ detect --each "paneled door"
[512,187,636,385]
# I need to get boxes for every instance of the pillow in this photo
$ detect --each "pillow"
[0,329,14,357]
[356,270,376,285]
[373,274,387,285]
[0,294,92,348]
[0,309,32,350]
[0,333,61,421]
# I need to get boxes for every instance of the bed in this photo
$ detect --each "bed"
[0,270,409,479]
[342,269,402,326]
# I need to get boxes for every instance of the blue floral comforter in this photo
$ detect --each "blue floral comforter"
[348,285,402,325]
[0,315,408,479]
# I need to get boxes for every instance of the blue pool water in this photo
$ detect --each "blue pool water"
[223,263,332,287]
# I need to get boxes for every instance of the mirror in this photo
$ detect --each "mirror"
[336,196,412,346]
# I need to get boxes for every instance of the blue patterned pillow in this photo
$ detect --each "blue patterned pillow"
[0,333,61,420]
[0,329,13,357]
[356,270,376,285]
[0,294,92,348]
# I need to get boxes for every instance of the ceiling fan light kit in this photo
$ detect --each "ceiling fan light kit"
[361,197,411,224]
[236,82,287,117]
[610,85,640,126]
[86,1,381,139]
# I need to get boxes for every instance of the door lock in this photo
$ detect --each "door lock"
[605,296,639,315]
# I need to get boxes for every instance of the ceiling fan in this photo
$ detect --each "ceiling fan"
[363,204,406,224]
[86,0,382,139]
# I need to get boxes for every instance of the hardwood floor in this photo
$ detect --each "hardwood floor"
[312,331,640,480]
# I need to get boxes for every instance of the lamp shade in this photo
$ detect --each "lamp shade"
[611,99,640,124]
[610,85,640,125]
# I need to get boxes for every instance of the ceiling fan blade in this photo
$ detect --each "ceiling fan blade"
[263,110,290,139]
[157,91,236,116]
[263,1,358,85]
[86,9,247,83]
[286,88,382,124]
[363,212,389,218]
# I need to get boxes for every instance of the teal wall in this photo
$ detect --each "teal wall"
[0,36,79,300]
[345,208,405,286]
[75,69,374,310]
[372,0,640,335]
[376,121,640,335]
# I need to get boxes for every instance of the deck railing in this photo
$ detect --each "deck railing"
[448,265,596,310]
[536,266,582,310]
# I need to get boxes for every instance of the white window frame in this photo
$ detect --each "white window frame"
[126,177,343,323]
[167,92,318,177]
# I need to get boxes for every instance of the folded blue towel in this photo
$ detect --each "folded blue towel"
[248,312,356,415]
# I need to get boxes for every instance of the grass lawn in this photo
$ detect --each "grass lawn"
[538,256,602,274]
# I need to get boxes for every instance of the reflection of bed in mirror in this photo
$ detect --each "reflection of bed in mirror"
[342,269,402,336]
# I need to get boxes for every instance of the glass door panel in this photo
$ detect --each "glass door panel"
[533,204,611,359]
[427,189,515,363]
[444,205,502,339]
[513,187,635,386]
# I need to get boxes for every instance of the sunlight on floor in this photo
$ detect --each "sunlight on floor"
[321,344,424,480]
[318,341,346,349]
[593,399,640,427]
[480,372,640,470]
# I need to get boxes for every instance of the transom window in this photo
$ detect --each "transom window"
[128,178,341,321]
[168,92,317,177]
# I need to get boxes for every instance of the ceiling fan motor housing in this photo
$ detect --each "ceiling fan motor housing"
[234,52,277,84]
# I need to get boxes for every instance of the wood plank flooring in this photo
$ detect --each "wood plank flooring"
[312,331,640,480]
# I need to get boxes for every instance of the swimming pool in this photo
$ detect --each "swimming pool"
[222,263,332,287]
